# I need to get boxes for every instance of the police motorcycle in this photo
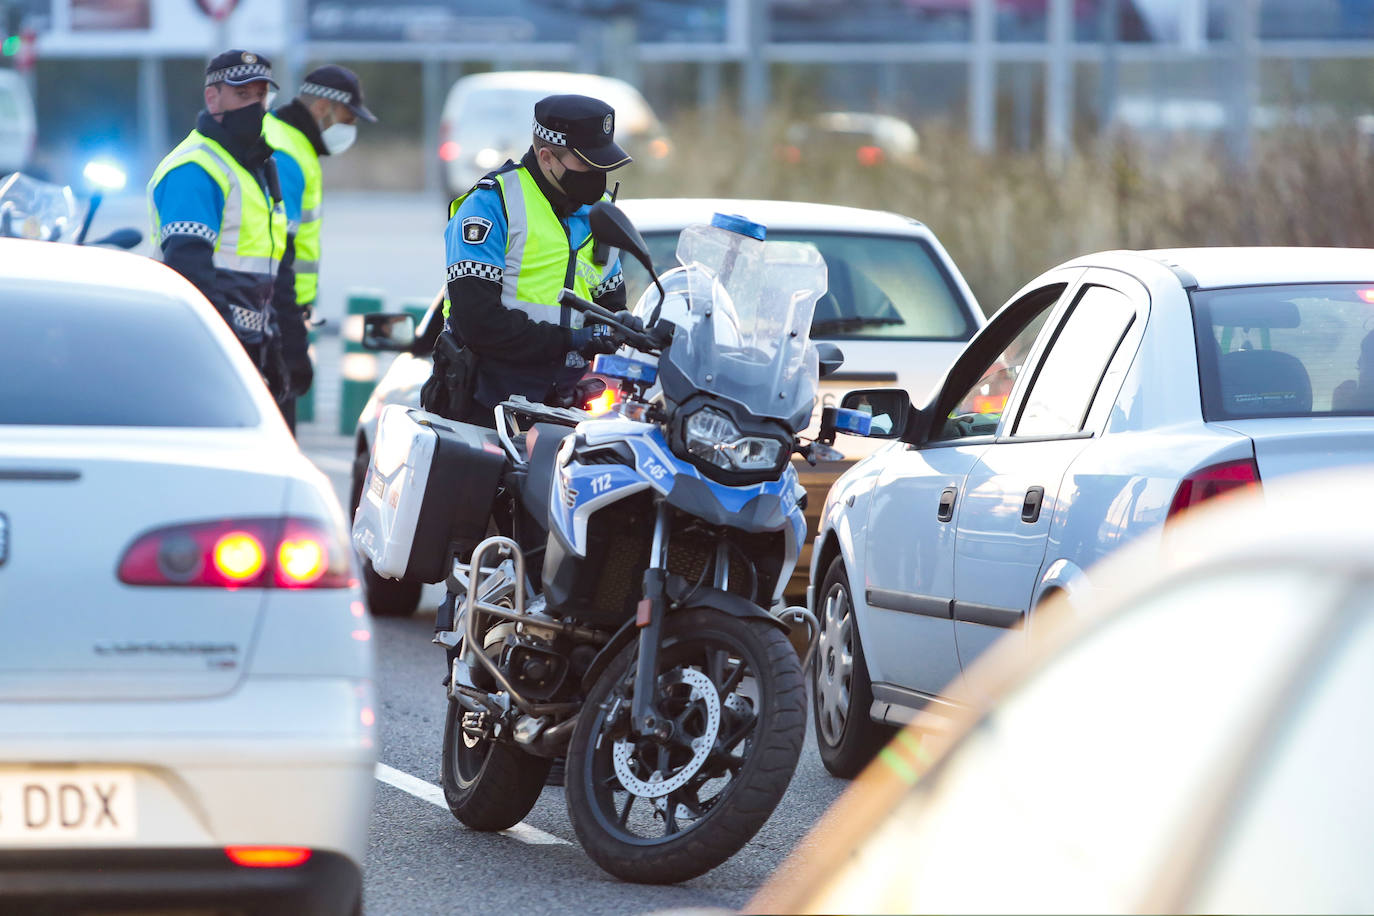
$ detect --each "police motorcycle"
[353,203,845,883]
[0,159,142,249]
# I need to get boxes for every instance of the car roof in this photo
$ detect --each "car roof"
[1080,246,1374,289]
[615,197,933,237]
[0,238,198,302]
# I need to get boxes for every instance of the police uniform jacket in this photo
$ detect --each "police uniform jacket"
[443,148,627,409]
[148,111,290,364]
[265,100,326,367]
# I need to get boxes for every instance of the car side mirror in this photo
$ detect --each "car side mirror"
[835,387,915,440]
[362,313,416,352]
[816,341,844,378]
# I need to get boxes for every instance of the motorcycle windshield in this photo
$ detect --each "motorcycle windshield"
[657,222,827,429]
[0,173,79,243]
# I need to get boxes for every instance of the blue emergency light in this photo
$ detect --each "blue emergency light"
[592,354,658,385]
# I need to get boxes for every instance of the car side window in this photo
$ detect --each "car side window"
[1013,285,1136,438]
[933,288,1059,441]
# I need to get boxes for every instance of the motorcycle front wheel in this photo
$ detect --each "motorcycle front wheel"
[565,608,805,884]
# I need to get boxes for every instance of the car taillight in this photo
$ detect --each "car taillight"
[225,846,312,868]
[118,518,351,588]
[857,145,885,166]
[1167,458,1261,521]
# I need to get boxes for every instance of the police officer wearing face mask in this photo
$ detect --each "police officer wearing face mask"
[148,49,289,399]
[429,93,635,428]
[264,65,378,433]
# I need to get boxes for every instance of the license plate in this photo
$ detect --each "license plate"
[0,770,137,842]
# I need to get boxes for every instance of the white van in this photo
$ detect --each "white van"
[437,70,670,198]
[0,70,36,176]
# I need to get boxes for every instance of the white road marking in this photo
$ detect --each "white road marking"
[311,454,355,475]
[374,763,570,846]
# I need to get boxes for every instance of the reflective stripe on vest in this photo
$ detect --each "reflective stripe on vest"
[263,113,323,305]
[443,167,601,328]
[147,130,287,282]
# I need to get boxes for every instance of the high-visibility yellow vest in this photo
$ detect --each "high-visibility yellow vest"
[263,112,323,306]
[147,129,287,283]
[444,166,610,326]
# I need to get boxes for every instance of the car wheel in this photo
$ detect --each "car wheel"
[813,555,895,778]
[351,446,422,618]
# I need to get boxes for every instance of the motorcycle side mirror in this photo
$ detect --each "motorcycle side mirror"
[816,342,845,378]
[590,200,666,312]
[362,313,417,352]
[90,227,143,250]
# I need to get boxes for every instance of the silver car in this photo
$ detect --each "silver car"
[0,239,375,914]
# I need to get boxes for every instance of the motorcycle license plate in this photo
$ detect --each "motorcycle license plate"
[0,770,136,843]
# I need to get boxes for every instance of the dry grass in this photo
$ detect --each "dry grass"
[637,112,1374,313]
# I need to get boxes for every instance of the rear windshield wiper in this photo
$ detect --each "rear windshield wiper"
[811,315,905,334]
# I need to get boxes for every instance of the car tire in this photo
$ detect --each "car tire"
[351,446,422,618]
[813,556,896,778]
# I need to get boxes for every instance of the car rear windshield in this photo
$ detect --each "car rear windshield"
[625,230,978,342]
[1192,282,1374,420]
[1,283,261,427]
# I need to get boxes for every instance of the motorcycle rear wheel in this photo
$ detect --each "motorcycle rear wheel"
[565,609,805,884]
[440,698,551,831]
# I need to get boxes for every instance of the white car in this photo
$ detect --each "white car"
[810,246,1374,777]
[351,197,983,615]
[757,467,1374,914]
[437,70,671,197]
[0,70,36,176]
[0,240,374,913]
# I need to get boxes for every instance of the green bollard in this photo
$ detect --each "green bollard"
[295,323,318,424]
[340,289,385,436]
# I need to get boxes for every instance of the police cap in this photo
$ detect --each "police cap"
[205,49,279,89]
[302,64,378,123]
[533,94,632,172]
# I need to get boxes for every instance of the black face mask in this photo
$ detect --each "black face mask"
[556,162,607,207]
[220,102,266,146]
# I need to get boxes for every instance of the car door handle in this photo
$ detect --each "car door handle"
[1021,486,1045,523]
[937,486,958,523]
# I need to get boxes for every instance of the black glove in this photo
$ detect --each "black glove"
[570,322,622,358]
[611,309,645,336]
[278,302,313,397]
[285,350,313,397]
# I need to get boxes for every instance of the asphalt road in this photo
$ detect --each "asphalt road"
[299,430,850,916]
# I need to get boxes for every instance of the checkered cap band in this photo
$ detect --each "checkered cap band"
[161,221,218,245]
[533,119,567,146]
[229,304,267,333]
[592,272,623,299]
[300,82,352,104]
[206,62,272,86]
[447,260,503,283]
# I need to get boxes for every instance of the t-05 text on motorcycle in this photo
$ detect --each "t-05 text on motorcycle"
[353,202,847,883]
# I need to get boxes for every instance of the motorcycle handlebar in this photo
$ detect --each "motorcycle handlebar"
[558,288,669,352]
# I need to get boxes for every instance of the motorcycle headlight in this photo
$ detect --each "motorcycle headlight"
[684,407,787,474]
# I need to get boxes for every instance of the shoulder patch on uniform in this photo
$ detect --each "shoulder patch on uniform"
[475,177,497,189]
[461,216,493,244]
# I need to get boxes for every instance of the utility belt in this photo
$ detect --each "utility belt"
[420,328,479,421]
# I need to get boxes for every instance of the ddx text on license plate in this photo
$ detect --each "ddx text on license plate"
[0,771,136,841]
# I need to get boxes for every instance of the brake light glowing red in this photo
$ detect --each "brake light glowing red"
[225,846,312,868]
[857,145,885,166]
[1359,289,1374,304]
[119,518,351,589]
[1168,458,1260,521]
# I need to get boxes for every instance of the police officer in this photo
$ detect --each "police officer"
[148,50,289,398]
[265,65,378,432]
[434,93,635,428]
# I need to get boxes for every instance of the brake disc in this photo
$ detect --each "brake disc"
[611,667,721,799]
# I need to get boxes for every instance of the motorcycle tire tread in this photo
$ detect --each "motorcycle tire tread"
[440,698,552,831]
[565,610,806,884]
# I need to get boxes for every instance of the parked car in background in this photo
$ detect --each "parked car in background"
[753,467,1374,915]
[810,246,1374,777]
[0,70,37,177]
[437,70,671,198]
[779,112,920,170]
[351,197,983,617]
[0,239,374,914]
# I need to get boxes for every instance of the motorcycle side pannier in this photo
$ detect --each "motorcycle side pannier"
[352,404,506,584]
